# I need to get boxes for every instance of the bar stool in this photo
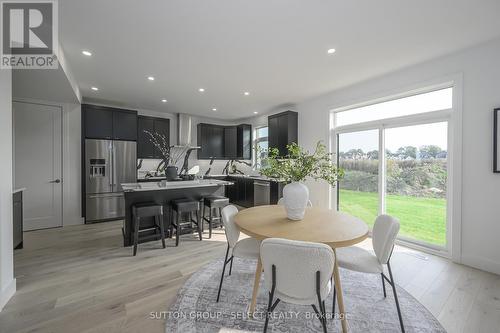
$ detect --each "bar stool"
[170,198,203,246]
[202,195,229,238]
[131,203,166,256]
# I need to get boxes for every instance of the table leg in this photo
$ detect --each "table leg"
[249,257,262,315]
[333,249,348,333]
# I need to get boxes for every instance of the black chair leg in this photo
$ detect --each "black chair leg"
[169,207,174,238]
[208,207,213,239]
[196,209,202,241]
[133,216,140,256]
[381,273,387,298]
[388,262,405,333]
[175,211,180,247]
[201,204,206,233]
[332,284,336,315]
[216,245,230,302]
[264,265,277,333]
[157,214,166,249]
[229,256,234,276]
[219,208,223,228]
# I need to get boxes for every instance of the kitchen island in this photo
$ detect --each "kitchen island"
[121,179,232,246]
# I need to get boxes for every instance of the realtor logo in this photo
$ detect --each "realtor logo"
[1,0,58,69]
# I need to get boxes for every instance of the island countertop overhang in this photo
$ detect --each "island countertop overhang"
[121,179,233,192]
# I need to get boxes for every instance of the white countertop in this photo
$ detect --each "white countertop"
[121,179,233,192]
[13,188,26,194]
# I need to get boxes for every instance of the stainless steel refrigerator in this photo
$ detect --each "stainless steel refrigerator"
[85,139,136,222]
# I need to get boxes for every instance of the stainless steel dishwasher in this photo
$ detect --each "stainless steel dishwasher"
[253,181,270,206]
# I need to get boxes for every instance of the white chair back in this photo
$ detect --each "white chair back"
[372,215,400,264]
[277,197,313,207]
[260,238,334,302]
[221,205,240,249]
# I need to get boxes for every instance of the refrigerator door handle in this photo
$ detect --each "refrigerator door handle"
[108,142,113,189]
[112,143,117,190]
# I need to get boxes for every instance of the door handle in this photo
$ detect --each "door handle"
[49,179,61,184]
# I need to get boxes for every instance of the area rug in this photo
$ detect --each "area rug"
[165,258,445,332]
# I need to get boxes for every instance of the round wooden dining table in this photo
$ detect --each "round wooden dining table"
[234,205,369,333]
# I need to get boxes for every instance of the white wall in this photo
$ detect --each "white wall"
[297,37,500,275]
[0,69,15,310]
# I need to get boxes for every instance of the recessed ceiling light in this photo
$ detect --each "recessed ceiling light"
[244,91,250,96]
[82,50,92,56]
[91,87,99,91]
[212,108,217,111]
[147,76,155,81]
[327,48,336,54]
[253,111,258,114]
[161,99,167,103]
[199,88,205,92]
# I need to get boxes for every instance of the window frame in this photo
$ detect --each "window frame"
[253,125,269,170]
[330,80,462,260]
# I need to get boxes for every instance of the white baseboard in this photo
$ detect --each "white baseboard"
[461,254,500,276]
[0,278,16,311]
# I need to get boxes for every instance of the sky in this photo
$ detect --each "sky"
[338,122,448,153]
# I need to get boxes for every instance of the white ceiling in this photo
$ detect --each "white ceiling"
[59,0,500,119]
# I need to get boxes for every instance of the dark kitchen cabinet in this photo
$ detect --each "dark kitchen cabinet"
[83,104,138,141]
[113,110,137,141]
[210,126,225,158]
[224,127,238,159]
[153,118,170,157]
[137,116,155,158]
[226,176,254,207]
[268,111,298,157]
[198,123,252,160]
[197,124,224,159]
[138,116,170,159]
[83,104,113,139]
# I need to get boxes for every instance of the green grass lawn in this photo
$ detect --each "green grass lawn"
[339,189,446,246]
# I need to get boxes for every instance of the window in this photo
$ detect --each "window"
[336,88,452,127]
[254,126,269,169]
[333,86,453,251]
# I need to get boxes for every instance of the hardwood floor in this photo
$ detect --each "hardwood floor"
[1,220,499,333]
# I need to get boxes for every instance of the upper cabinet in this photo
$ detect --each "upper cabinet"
[137,116,170,159]
[268,111,298,157]
[197,123,252,160]
[83,104,137,141]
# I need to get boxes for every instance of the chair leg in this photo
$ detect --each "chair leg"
[387,262,405,333]
[202,204,206,233]
[169,207,174,238]
[314,271,327,333]
[264,265,277,333]
[175,211,180,247]
[196,209,202,241]
[157,214,166,249]
[133,216,140,256]
[208,207,213,239]
[332,284,336,315]
[381,273,387,298]
[216,245,230,302]
[229,256,234,276]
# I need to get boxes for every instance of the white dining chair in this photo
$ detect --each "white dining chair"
[277,197,313,207]
[216,205,261,302]
[260,238,335,333]
[335,214,405,332]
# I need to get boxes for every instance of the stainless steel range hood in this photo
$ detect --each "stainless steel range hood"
[175,113,200,148]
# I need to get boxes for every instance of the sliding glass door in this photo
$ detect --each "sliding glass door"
[385,122,448,246]
[338,129,379,228]
[334,87,453,251]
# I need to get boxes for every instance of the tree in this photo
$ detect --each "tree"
[367,150,379,160]
[419,145,442,159]
[396,146,417,159]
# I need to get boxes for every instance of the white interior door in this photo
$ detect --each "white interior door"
[13,101,63,231]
